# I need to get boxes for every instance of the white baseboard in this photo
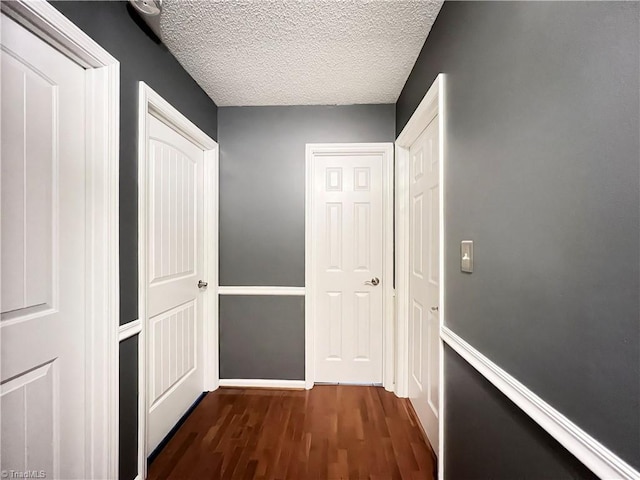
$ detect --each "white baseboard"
[218,379,306,389]
[217,286,305,296]
[441,326,639,480]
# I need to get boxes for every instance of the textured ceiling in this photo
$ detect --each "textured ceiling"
[157,0,443,106]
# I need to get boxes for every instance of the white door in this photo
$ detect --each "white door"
[145,114,205,454]
[408,115,441,452]
[1,14,87,479]
[312,151,384,384]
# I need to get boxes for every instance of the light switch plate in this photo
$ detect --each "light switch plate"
[461,240,473,273]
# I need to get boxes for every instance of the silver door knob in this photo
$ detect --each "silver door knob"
[430,306,439,312]
[364,277,380,286]
[197,280,208,289]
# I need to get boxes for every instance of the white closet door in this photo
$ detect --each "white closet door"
[145,114,205,454]
[408,115,441,453]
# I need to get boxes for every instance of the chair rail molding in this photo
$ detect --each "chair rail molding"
[118,319,142,342]
[218,286,305,296]
[441,326,640,480]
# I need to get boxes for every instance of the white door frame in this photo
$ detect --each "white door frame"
[137,82,219,478]
[0,1,120,478]
[395,74,446,476]
[305,143,395,391]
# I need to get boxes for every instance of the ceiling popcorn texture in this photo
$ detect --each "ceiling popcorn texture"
[158,0,443,106]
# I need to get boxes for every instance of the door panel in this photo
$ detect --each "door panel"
[408,115,441,453]
[411,301,423,390]
[313,153,384,384]
[149,301,196,405]
[1,13,86,478]
[146,115,205,454]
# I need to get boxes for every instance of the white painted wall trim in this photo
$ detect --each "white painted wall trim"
[393,146,410,399]
[219,379,306,390]
[218,286,305,296]
[118,320,142,342]
[395,74,446,479]
[1,0,118,68]
[305,147,315,391]
[441,326,640,480]
[203,143,220,395]
[305,143,395,392]
[138,82,219,480]
[0,3,121,479]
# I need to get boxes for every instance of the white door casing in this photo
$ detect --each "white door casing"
[138,82,219,476]
[0,4,119,479]
[395,74,445,477]
[306,143,394,388]
[408,114,440,454]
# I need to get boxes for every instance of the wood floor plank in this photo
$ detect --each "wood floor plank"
[147,385,436,480]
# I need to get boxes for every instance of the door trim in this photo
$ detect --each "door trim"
[137,82,219,479]
[0,2,120,478]
[395,74,446,478]
[305,143,395,391]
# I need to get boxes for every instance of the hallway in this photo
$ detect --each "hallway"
[147,386,436,479]
[3,2,636,479]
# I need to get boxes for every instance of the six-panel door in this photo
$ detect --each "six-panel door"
[408,115,441,453]
[313,153,384,384]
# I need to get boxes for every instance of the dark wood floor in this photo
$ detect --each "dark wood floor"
[148,385,436,480]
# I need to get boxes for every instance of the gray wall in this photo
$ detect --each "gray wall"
[218,105,395,378]
[219,105,395,286]
[220,296,305,380]
[54,1,219,324]
[445,346,597,480]
[397,0,640,474]
[119,336,139,480]
[52,3,219,478]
